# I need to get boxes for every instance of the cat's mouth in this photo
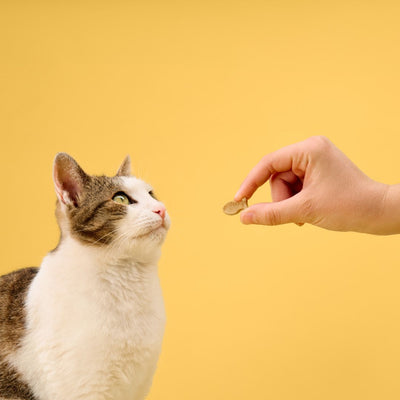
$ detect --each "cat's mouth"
[134,222,168,240]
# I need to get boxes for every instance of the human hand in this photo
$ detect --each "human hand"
[234,136,393,234]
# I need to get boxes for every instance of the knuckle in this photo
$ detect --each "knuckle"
[307,135,331,153]
[260,154,272,171]
[301,136,334,166]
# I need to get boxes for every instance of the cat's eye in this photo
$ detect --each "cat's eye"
[149,190,157,199]
[112,192,131,205]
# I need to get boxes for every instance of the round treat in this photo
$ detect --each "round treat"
[223,198,248,215]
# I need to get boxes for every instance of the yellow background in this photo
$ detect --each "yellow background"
[1,1,400,399]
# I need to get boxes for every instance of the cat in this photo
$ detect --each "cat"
[0,153,170,400]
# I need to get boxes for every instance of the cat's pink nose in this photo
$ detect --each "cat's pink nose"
[153,206,166,220]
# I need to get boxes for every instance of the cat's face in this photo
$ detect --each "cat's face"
[53,153,170,256]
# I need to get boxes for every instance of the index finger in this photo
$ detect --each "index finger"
[234,141,306,202]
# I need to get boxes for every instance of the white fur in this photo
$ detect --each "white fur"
[11,177,170,400]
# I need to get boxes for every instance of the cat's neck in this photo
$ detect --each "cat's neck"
[37,236,164,320]
[49,234,161,272]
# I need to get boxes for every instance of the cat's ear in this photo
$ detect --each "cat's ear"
[116,155,131,177]
[53,153,88,207]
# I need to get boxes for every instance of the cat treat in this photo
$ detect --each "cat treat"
[223,198,248,215]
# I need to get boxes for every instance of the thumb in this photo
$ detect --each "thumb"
[240,196,303,226]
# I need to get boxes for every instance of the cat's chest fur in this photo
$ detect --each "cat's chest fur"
[12,238,166,400]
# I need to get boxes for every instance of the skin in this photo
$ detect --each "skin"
[234,136,400,235]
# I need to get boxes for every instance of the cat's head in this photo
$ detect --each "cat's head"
[52,153,170,259]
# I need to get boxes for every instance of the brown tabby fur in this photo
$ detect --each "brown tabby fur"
[0,268,38,399]
[54,153,131,246]
[58,175,130,246]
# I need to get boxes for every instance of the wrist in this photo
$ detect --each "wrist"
[373,183,400,235]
